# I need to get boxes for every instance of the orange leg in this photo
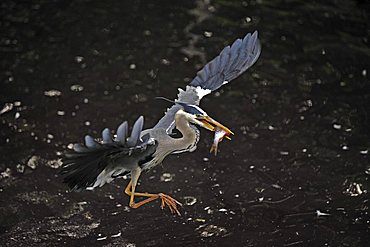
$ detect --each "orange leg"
[124,168,182,215]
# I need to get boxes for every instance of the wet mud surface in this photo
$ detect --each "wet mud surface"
[1,0,370,246]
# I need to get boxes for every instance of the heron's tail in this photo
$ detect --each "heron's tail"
[60,116,145,191]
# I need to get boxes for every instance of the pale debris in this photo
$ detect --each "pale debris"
[183,196,197,206]
[44,89,62,97]
[0,103,13,115]
[160,173,174,182]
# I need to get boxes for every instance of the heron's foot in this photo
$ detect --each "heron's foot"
[158,193,182,216]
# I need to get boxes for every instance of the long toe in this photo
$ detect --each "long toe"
[158,193,182,216]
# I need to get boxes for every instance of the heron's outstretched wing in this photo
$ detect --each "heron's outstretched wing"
[61,116,157,191]
[154,31,261,133]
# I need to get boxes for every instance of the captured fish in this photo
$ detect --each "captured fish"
[210,127,231,156]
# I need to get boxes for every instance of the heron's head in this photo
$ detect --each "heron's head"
[177,102,234,136]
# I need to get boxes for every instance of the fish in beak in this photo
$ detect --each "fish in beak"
[196,115,234,136]
[196,115,234,155]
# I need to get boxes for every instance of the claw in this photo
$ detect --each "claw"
[158,193,182,216]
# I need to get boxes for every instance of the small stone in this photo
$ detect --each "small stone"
[194,218,206,223]
[316,210,330,217]
[16,164,25,173]
[204,31,213,38]
[97,236,107,241]
[44,90,61,97]
[0,168,12,178]
[160,173,174,182]
[160,58,170,65]
[111,232,121,238]
[70,84,84,92]
[333,123,342,130]
[27,156,39,169]
[57,110,65,116]
[0,103,14,115]
[45,159,62,169]
[75,56,84,63]
[129,64,136,70]
[183,196,197,206]
[199,224,227,237]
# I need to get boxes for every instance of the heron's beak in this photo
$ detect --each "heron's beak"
[196,115,234,137]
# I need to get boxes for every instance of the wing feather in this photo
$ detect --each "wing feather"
[61,116,156,191]
[154,31,261,134]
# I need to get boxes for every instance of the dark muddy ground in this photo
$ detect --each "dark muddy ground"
[1,0,369,246]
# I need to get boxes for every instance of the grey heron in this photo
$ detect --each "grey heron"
[61,31,261,215]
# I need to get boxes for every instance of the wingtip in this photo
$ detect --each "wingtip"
[116,121,128,144]
[127,116,145,146]
[85,135,98,148]
[102,128,112,144]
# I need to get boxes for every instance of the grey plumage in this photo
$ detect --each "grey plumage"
[85,135,99,149]
[61,31,261,193]
[127,116,144,146]
[102,128,112,144]
[190,31,260,91]
[155,31,260,134]
[116,121,128,143]
[61,116,157,190]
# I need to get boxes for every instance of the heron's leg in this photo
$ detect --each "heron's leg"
[124,167,182,215]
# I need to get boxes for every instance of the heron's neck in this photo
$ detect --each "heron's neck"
[173,110,197,147]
